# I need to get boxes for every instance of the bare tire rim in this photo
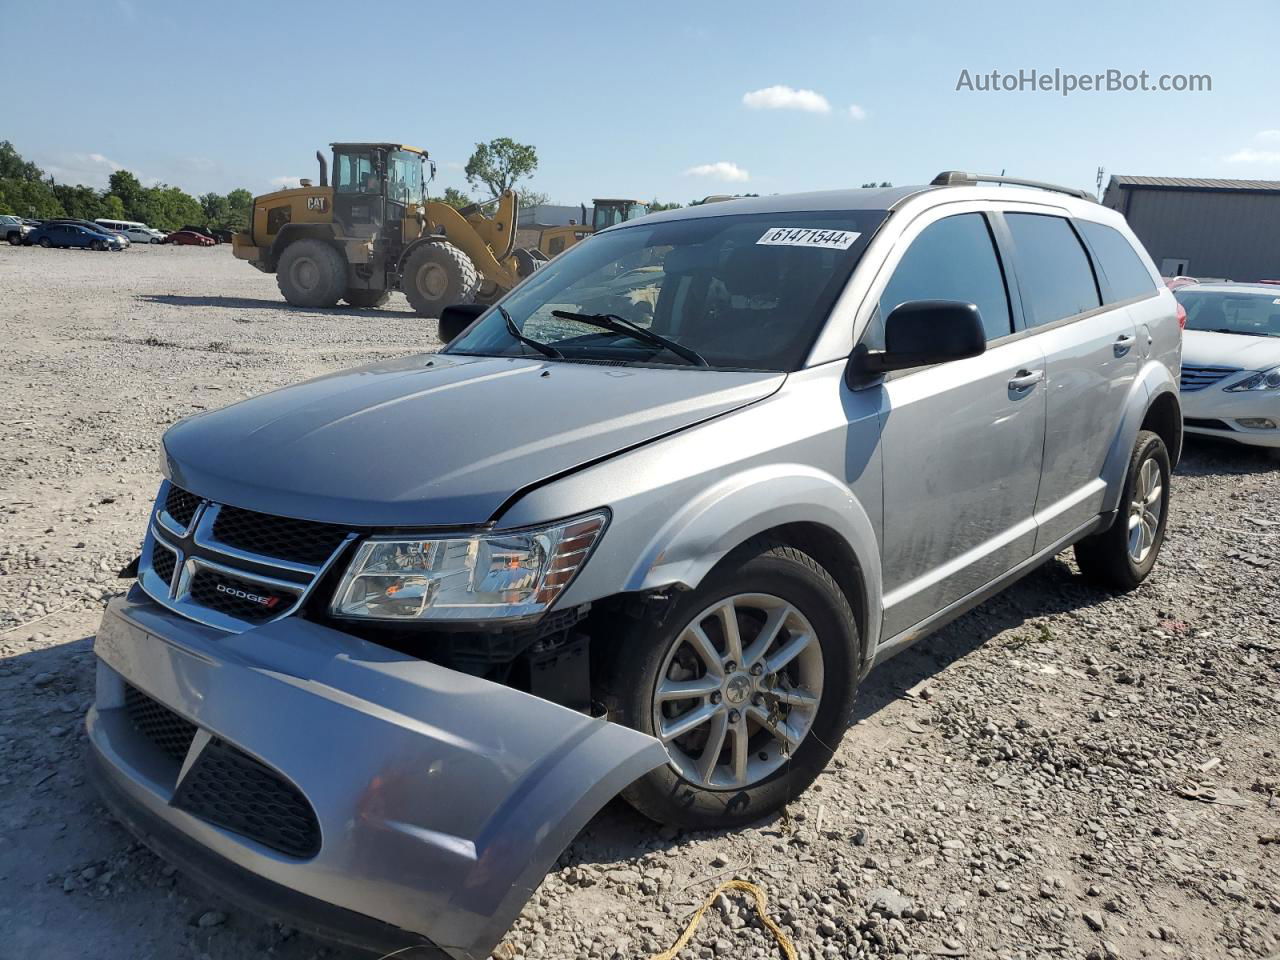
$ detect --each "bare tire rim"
[1127,457,1163,564]
[416,262,448,299]
[290,256,320,291]
[652,593,824,790]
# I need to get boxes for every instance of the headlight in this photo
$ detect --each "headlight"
[331,512,608,622]
[1225,367,1280,392]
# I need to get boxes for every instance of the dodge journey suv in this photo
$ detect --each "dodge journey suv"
[87,172,1182,959]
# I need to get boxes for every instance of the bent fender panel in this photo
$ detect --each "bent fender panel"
[1098,361,1178,515]
[627,466,884,667]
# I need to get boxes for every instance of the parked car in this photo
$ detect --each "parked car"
[39,218,130,247]
[1174,282,1280,452]
[25,222,125,250]
[96,218,166,244]
[210,228,235,244]
[1,214,30,244]
[87,174,1181,960]
[177,224,218,242]
[165,229,216,246]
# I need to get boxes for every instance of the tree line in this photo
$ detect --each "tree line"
[0,141,253,231]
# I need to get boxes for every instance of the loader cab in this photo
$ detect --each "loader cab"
[591,199,648,231]
[330,142,429,243]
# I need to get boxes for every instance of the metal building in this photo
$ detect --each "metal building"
[1102,176,1280,281]
[1100,176,1280,281]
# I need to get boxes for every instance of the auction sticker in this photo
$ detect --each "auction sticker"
[757,227,860,250]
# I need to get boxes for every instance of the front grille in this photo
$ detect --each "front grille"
[124,684,198,765]
[1185,417,1233,431]
[164,485,201,528]
[151,541,177,588]
[188,567,293,622]
[1180,365,1238,392]
[212,505,350,566]
[173,738,320,859]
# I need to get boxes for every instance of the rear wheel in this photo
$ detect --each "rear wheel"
[401,242,478,318]
[39,237,52,248]
[341,288,392,309]
[6,232,19,246]
[599,541,859,829]
[1074,429,1171,590]
[276,239,347,308]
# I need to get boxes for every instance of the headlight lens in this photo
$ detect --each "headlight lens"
[1225,367,1280,392]
[331,512,607,622]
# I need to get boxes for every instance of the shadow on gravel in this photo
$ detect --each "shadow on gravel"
[138,294,415,320]
[1176,436,1279,477]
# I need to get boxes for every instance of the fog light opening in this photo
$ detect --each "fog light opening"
[1236,418,1277,430]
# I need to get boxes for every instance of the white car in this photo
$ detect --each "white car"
[1175,282,1280,451]
[95,219,166,245]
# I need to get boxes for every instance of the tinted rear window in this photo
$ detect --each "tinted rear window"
[1076,220,1157,303]
[1005,214,1101,326]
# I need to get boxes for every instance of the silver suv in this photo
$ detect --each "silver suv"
[88,173,1181,959]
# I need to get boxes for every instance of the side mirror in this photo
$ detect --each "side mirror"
[850,300,986,383]
[437,303,487,344]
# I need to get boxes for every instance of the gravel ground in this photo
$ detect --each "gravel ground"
[0,244,1276,960]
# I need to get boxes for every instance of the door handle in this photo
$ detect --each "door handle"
[1113,334,1135,356]
[1008,369,1044,391]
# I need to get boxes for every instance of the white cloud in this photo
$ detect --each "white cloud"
[270,175,304,188]
[742,85,831,114]
[847,103,868,121]
[1255,129,1280,142]
[1223,148,1280,165]
[37,151,129,188]
[683,161,750,183]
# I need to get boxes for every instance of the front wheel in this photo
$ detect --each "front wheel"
[276,239,347,308]
[39,237,52,248]
[599,541,859,829]
[6,233,19,246]
[1074,429,1171,590]
[401,242,479,318]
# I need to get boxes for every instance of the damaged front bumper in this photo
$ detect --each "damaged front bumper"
[87,588,667,960]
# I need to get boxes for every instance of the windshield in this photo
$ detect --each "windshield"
[446,210,885,371]
[1176,289,1280,337]
[335,151,376,194]
[388,150,425,206]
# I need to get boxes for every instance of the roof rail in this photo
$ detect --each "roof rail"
[931,171,1096,202]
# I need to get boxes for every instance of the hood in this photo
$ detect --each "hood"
[163,353,783,527]
[1183,330,1280,370]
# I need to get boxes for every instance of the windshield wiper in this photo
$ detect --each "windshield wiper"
[551,310,708,367]
[499,305,562,359]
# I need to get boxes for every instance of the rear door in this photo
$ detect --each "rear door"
[871,209,1047,639]
[999,213,1139,549]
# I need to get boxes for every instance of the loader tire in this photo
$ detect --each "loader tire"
[513,246,543,279]
[341,288,392,309]
[402,242,479,318]
[277,239,346,308]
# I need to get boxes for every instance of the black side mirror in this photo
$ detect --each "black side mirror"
[437,303,487,344]
[851,300,986,383]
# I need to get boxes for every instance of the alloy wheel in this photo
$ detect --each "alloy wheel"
[652,593,824,790]
[1127,457,1163,563]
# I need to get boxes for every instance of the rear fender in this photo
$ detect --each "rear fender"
[1098,360,1180,515]
[625,465,883,669]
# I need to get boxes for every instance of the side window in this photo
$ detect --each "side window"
[878,213,1013,341]
[1005,214,1101,326]
[1075,220,1158,303]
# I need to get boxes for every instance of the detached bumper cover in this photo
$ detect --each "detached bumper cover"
[88,589,667,960]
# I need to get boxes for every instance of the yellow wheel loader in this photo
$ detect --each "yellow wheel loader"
[232,143,541,316]
[535,198,649,257]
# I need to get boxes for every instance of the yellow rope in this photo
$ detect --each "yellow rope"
[648,879,798,960]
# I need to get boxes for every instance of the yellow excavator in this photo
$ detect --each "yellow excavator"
[232,142,541,315]
[535,198,650,257]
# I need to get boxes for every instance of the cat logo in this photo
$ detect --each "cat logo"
[307,196,327,212]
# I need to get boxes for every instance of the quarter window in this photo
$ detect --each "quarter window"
[1005,214,1101,326]
[878,213,1013,341]
[1075,220,1157,303]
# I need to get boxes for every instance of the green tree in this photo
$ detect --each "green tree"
[101,194,126,219]
[108,169,147,221]
[464,137,538,199]
[439,186,472,209]
[224,188,253,231]
[200,192,230,227]
[0,141,43,182]
[649,198,683,212]
[518,190,549,210]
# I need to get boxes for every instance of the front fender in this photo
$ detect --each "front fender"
[627,464,883,660]
[1099,359,1180,515]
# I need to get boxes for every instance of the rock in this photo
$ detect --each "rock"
[196,910,227,928]
[865,887,913,917]
[1083,910,1105,932]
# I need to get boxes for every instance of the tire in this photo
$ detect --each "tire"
[276,239,347,308]
[92,239,105,252]
[6,232,19,246]
[1074,429,1171,591]
[401,242,479,318]
[598,540,860,830]
[341,288,392,309]
[513,246,542,279]
[151,237,160,244]
[39,237,52,248]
